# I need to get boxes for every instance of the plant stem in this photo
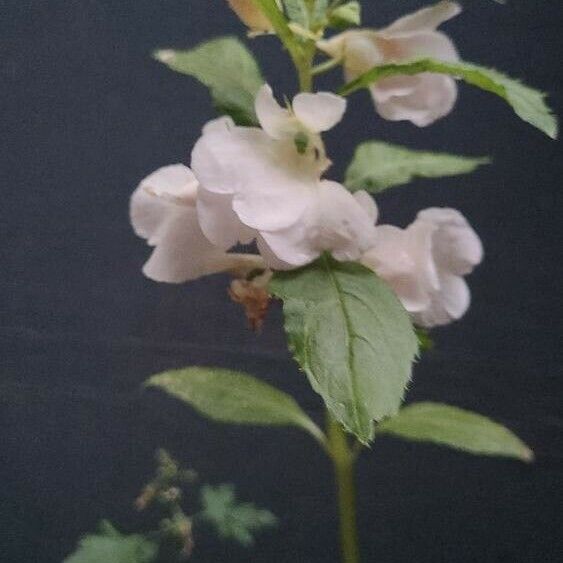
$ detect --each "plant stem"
[312,56,342,76]
[251,0,315,92]
[249,5,360,560]
[327,413,360,563]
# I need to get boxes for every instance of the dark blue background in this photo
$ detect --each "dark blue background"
[2,1,562,561]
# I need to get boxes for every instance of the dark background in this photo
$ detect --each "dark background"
[2,0,562,561]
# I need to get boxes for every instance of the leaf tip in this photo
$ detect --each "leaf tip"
[548,121,559,140]
[521,446,535,464]
[143,372,168,389]
[153,49,175,63]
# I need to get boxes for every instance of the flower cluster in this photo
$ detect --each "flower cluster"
[131,80,482,328]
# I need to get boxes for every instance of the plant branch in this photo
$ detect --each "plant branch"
[327,412,360,563]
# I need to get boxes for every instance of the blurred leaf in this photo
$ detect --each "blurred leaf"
[153,36,263,126]
[339,58,558,139]
[270,255,418,444]
[345,141,490,193]
[329,1,361,28]
[376,402,534,462]
[199,484,277,547]
[64,521,158,563]
[283,0,309,27]
[312,0,329,23]
[146,367,325,443]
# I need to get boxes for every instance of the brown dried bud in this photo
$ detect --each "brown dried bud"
[229,271,272,331]
[227,0,274,33]
[134,484,156,511]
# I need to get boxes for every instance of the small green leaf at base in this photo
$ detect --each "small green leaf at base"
[329,1,361,29]
[146,367,324,443]
[64,521,158,563]
[375,402,534,462]
[339,58,558,139]
[345,141,490,193]
[199,484,277,547]
[153,36,263,126]
[270,255,418,444]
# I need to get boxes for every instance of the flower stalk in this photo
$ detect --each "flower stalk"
[327,413,361,563]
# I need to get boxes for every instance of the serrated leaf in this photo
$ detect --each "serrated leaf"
[153,36,263,126]
[329,1,361,29]
[339,58,558,139]
[345,141,490,193]
[270,255,418,444]
[64,521,158,563]
[199,484,277,547]
[283,0,309,27]
[146,366,324,442]
[376,402,534,462]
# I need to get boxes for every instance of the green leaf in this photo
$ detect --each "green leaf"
[329,1,361,29]
[64,521,158,563]
[345,141,490,193]
[146,366,324,443]
[153,36,263,126]
[312,0,330,23]
[415,328,434,352]
[339,58,558,139]
[270,255,418,444]
[376,402,534,462]
[199,484,277,547]
[283,0,309,27]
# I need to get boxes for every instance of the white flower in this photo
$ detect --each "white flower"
[130,164,264,283]
[318,1,461,126]
[362,207,483,327]
[192,86,377,268]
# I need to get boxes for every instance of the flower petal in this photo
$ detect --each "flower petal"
[292,92,347,133]
[193,122,316,231]
[258,181,377,266]
[315,181,378,261]
[256,235,298,270]
[372,73,457,126]
[354,190,378,224]
[255,84,294,139]
[196,188,255,249]
[413,273,470,327]
[130,184,170,241]
[380,1,461,38]
[131,193,229,283]
[362,225,431,313]
[417,207,483,275]
[138,164,198,205]
[259,215,320,267]
[392,30,459,62]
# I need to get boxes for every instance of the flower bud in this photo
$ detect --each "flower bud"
[228,0,274,33]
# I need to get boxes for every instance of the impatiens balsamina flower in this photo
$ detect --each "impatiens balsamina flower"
[130,164,264,283]
[362,206,483,327]
[227,0,275,34]
[318,1,461,126]
[192,85,378,269]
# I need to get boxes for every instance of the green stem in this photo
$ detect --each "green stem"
[249,5,361,561]
[327,413,360,563]
[312,56,342,76]
[251,0,315,92]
